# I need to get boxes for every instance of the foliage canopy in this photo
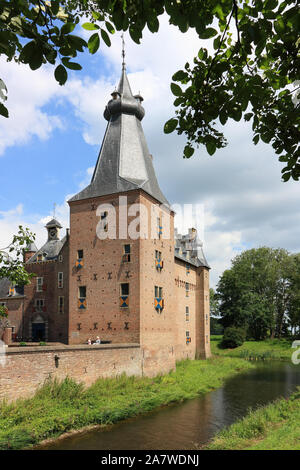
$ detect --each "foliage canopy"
[0,0,299,181]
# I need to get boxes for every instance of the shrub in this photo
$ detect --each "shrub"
[221,327,246,349]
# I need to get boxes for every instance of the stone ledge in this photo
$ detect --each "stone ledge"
[6,343,140,355]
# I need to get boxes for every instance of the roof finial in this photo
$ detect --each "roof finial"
[121,33,126,70]
[53,202,56,219]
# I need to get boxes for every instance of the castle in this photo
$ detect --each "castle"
[0,65,211,382]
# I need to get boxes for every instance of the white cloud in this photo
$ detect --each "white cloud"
[0,59,64,155]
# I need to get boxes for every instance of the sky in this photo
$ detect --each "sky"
[0,15,299,287]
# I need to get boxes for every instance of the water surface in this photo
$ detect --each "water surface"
[42,362,300,450]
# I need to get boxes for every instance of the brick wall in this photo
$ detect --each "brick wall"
[68,191,141,345]
[0,344,142,402]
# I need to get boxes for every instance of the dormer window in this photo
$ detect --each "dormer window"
[8,287,15,297]
[37,254,43,262]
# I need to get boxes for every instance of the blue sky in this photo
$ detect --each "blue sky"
[0,16,299,286]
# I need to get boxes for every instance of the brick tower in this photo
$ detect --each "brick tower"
[67,62,179,373]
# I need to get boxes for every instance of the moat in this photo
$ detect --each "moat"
[41,362,300,450]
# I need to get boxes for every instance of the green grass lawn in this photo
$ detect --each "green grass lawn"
[0,356,254,450]
[206,387,300,450]
[211,335,294,360]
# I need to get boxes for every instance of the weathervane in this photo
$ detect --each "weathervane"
[121,33,126,70]
[53,202,56,219]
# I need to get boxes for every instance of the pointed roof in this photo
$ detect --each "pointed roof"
[69,69,169,206]
[45,218,62,229]
[26,242,38,253]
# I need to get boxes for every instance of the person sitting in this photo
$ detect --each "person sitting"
[87,338,92,345]
[94,336,101,344]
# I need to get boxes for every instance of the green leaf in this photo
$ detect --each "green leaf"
[219,110,228,126]
[183,145,195,158]
[100,29,111,47]
[61,58,82,70]
[206,141,216,155]
[282,173,291,182]
[198,28,218,39]
[244,113,253,122]
[61,23,76,35]
[147,16,159,33]
[172,70,188,82]
[82,22,99,31]
[0,102,9,118]
[129,26,142,44]
[105,22,115,34]
[164,118,178,134]
[88,33,100,54]
[253,134,260,145]
[54,64,68,85]
[170,83,182,96]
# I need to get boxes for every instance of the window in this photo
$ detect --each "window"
[58,272,63,288]
[206,314,208,325]
[35,299,45,312]
[186,282,190,297]
[186,306,189,321]
[36,277,43,292]
[155,250,163,270]
[157,216,162,239]
[186,331,190,337]
[78,286,86,309]
[76,250,84,269]
[58,296,64,314]
[122,244,131,262]
[120,283,129,308]
[59,255,63,262]
[154,286,163,298]
[8,286,15,296]
[154,286,164,311]
[121,283,129,296]
[37,254,43,262]
[79,286,86,298]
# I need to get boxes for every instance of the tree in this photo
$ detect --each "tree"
[0,225,36,298]
[216,247,300,339]
[210,287,224,335]
[0,1,299,181]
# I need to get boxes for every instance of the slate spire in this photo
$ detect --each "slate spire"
[69,66,169,206]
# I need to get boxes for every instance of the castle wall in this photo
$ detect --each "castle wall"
[174,259,197,361]
[23,240,69,343]
[195,267,211,358]
[0,344,141,402]
[0,297,24,341]
[139,192,176,376]
[68,191,141,345]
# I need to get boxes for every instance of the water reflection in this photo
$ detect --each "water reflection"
[42,362,300,450]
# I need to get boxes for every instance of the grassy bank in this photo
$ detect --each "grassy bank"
[206,387,300,450]
[211,335,293,361]
[0,357,254,450]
